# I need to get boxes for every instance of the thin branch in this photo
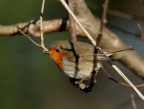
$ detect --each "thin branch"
[18,0,48,53]
[108,9,134,20]
[131,94,138,109]
[19,29,41,47]
[19,29,49,53]
[86,1,144,21]
[97,0,109,45]
[101,0,109,28]
[137,23,144,40]
[0,19,66,37]
[102,66,144,88]
[60,0,96,46]
[68,0,77,41]
[111,64,144,101]
[40,0,48,52]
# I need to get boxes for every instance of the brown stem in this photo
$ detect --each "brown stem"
[68,0,77,41]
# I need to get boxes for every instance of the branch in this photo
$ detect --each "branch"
[39,0,48,52]
[131,94,138,109]
[0,0,144,80]
[68,0,77,41]
[60,0,96,46]
[0,19,67,37]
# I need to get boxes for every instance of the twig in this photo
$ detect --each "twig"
[60,0,96,46]
[40,0,48,52]
[102,66,144,88]
[68,0,77,41]
[131,94,138,109]
[97,0,109,45]
[19,29,41,47]
[96,0,110,59]
[108,9,133,20]
[19,0,48,53]
[101,0,109,29]
[19,29,49,53]
[137,23,144,40]
[86,1,144,21]
[111,64,144,101]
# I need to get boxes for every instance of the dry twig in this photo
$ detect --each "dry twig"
[137,23,144,40]
[60,0,96,46]
[97,0,109,45]
[112,64,144,101]
[68,0,77,41]
[19,0,48,53]
[39,0,48,52]
[131,94,138,109]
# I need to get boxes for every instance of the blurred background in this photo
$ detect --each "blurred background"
[0,0,144,109]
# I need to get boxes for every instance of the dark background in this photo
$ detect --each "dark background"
[0,0,144,109]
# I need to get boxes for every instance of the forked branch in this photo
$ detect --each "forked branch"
[19,0,48,53]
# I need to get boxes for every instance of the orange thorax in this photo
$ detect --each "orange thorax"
[49,48,65,71]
